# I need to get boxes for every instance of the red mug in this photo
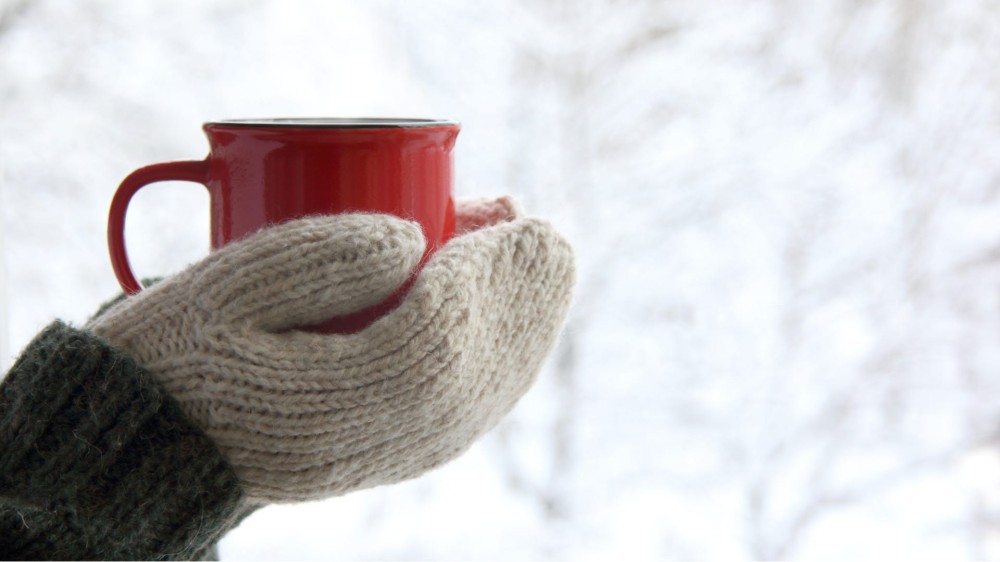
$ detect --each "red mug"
[108,118,459,333]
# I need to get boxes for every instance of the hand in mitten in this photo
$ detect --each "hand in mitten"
[88,197,574,504]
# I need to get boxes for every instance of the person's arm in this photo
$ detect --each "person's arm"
[0,322,254,560]
[0,195,574,557]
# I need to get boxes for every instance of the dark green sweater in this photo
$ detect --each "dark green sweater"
[0,322,255,560]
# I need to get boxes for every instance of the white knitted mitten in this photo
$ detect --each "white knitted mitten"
[88,197,574,504]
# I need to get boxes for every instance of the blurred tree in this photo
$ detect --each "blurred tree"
[499,0,688,527]
[4,0,1000,557]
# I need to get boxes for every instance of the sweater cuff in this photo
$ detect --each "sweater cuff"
[0,321,252,560]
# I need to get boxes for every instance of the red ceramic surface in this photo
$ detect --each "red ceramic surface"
[108,118,459,333]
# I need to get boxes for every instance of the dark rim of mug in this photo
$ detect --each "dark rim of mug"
[206,118,458,128]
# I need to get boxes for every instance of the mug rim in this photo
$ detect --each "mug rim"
[206,118,458,128]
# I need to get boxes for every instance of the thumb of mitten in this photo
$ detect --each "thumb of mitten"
[90,214,425,363]
[193,214,426,332]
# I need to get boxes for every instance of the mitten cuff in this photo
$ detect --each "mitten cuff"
[0,321,253,560]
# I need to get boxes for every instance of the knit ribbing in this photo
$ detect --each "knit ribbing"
[0,322,252,560]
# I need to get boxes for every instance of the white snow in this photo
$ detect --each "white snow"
[3,0,1000,558]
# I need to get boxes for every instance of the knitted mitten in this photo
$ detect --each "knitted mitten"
[87,197,574,504]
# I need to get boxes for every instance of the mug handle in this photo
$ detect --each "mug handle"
[108,159,209,295]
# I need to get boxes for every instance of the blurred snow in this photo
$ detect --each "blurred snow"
[3,0,1000,558]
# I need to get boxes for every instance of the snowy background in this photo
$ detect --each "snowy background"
[3,0,1000,559]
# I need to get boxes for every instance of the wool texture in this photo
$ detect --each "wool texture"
[88,198,576,504]
[0,321,251,560]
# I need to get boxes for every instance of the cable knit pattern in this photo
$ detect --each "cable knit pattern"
[88,199,575,503]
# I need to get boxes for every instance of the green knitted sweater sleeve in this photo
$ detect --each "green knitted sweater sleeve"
[0,321,254,560]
